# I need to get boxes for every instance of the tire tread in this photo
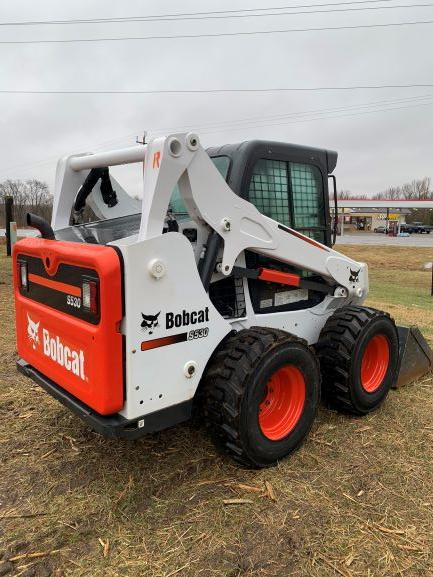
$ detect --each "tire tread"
[201,327,318,467]
[316,305,396,414]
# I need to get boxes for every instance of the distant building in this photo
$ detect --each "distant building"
[343,207,411,231]
[330,199,433,234]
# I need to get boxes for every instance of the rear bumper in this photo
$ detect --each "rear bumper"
[17,358,192,439]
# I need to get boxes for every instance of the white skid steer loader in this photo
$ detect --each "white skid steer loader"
[13,132,432,467]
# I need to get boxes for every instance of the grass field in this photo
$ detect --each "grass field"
[1,243,433,577]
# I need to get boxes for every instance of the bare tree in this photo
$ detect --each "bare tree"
[373,177,432,201]
[372,186,401,200]
[0,179,52,227]
[337,190,353,200]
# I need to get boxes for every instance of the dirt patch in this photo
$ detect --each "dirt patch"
[1,246,433,576]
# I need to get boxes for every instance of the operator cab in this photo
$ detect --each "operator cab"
[169,140,337,248]
[207,140,337,248]
[169,140,338,319]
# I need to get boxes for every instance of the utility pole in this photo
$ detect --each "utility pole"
[4,196,14,256]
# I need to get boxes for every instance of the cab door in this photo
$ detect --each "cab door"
[241,150,331,315]
[245,157,329,246]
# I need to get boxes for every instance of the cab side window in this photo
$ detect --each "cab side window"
[248,158,326,243]
[290,162,325,234]
[248,159,291,227]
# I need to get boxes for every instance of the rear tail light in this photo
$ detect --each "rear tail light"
[82,279,98,314]
[19,261,28,290]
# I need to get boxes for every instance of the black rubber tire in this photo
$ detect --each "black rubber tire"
[316,305,399,415]
[200,327,321,468]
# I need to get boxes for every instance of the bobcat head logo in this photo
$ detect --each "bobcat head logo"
[349,269,360,283]
[27,314,40,349]
[141,312,160,335]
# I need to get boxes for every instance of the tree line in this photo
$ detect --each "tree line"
[338,177,433,201]
[0,179,52,228]
[1,175,433,229]
[337,177,433,225]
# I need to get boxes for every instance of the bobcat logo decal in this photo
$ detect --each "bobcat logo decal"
[349,269,360,283]
[141,312,160,335]
[27,314,40,349]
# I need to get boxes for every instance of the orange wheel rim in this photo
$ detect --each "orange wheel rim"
[360,334,390,393]
[259,365,306,441]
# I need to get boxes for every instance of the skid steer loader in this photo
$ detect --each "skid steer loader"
[13,132,432,467]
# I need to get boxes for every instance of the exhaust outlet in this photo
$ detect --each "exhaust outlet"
[26,213,56,240]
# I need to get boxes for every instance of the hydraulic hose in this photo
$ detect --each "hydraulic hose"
[72,167,118,224]
[73,168,104,213]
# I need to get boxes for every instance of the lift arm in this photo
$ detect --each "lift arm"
[53,132,367,297]
[139,133,367,297]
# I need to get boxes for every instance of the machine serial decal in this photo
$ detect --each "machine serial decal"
[188,327,209,340]
[349,269,360,283]
[67,295,82,309]
[140,327,209,352]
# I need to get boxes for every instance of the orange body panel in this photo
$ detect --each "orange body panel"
[28,273,82,297]
[258,268,301,287]
[13,238,124,415]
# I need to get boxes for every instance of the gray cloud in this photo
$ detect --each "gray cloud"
[0,0,432,197]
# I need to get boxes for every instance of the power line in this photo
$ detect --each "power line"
[164,93,433,130]
[1,84,433,94]
[148,94,433,135]
[199,99,433,136]
[1,93,431,177]
[0,1,431,26]
[0,19,432,44]
[198,99,433,135]
[0,0,404,26]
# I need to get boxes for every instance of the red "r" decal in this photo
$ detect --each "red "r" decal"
[153,151,161,169]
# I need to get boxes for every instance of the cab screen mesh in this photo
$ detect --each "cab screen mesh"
[248,159,291,226]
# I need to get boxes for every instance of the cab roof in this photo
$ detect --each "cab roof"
[206,139,338,175]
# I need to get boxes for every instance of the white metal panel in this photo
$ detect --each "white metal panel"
[114,232,231,421]
[52,156,87,230]
[231,295,364,345]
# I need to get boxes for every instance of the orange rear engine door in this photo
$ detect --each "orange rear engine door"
[13,238,124,415]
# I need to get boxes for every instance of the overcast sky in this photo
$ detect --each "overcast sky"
[0,0,432,197]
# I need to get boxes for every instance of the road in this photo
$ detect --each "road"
[1,229,433,247]
[0,228,38,237]
[336,233,433,247]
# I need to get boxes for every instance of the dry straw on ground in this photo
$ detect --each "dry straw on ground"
[1,243,432,576]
